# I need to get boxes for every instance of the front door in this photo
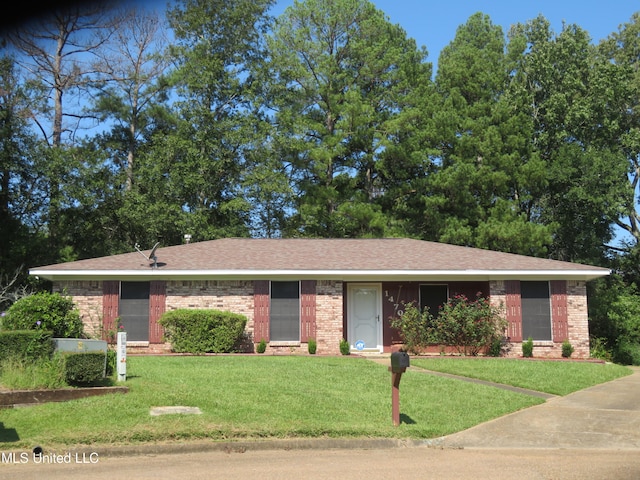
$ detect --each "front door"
[119,282,150,342]
[347,284,382,352]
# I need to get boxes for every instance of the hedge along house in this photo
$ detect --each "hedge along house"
[29,238,610,358]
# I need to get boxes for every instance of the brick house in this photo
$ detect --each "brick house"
[29,238,610,358]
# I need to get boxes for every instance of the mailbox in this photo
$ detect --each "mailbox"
[390,351,410,370]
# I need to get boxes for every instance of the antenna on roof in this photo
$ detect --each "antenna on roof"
[135,242,160,269]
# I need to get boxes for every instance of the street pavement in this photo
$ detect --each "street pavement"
[1,365,639,479]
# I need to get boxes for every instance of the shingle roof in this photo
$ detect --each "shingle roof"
[29,238,610,282]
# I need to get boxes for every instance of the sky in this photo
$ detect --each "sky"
[271,0,639,71]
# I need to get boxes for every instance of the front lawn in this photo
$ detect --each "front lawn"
[410,357,631,395]
[0,355,631,449]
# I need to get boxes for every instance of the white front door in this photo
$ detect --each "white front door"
[347,284,382,352]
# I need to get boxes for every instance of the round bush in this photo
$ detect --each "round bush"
[3,292,85,338]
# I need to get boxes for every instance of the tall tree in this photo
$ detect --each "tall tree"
[509,16,632,263]
[91,7,171,192]
[4,3,120,257]
[155,0,275,241]
[0,55,49,280]
[600,13,640,267]
[265,0,431,238]
[429,12,552,255]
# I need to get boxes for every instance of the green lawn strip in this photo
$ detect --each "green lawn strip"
[0,355,545,449]
[410,358,633,395]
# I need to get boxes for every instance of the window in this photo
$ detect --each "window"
[270,281,300,342]
[419,284,449,318]
[521,281,552,341]
[119,282,150,342]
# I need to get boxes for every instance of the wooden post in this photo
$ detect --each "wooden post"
[389,367,405,426]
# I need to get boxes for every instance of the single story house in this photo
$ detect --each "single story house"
[29,238,610,358]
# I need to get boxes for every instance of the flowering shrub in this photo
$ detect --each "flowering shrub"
[428,293,506,356]
[390,302,431,355]
[392,293,506,356]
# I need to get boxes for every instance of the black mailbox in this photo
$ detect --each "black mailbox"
[390,351,410,370]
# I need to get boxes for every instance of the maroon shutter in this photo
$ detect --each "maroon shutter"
[102,281,119,342]
[505,280,522,342]
[149,281,166,343]
[253,280,270,342]
[300,280,317,342]
[551,280,569,342]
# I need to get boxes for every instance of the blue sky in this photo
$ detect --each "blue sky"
[272,1,639,70]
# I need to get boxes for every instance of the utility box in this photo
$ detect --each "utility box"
[390,351,410,371]
[53,338,108,353]
[53,338,108,378]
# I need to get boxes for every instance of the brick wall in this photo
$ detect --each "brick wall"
[56,279,346,355]
[489,280,590,359]
[567,281,590,358]
[57,278,591,359]
[54,281,104,339]
[315,280,344,355]
[166,280,254,316]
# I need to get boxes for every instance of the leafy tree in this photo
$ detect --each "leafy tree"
[90,7,171,192]
[242,132,295,238]
[154,0,276,241]
[507,17,632,264]
[265,0,431,237]
[599,13,640,282]
[428,13,552,255]
[0,54,49,281]
[589,275,640,365]
[4,3,122,259]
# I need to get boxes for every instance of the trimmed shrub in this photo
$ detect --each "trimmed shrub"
[159,309,247,354]
[561,339,574,358]
[256,339,267,354]
[2,292,84,338]
[105,348,117,377]
[0,330,54,362]
[339,338,350,355]
[62,352,106,386]
[487,335,504,357]
[308,338,317,354]
[522,337,534,357]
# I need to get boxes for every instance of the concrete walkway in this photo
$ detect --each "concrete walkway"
[433,365,640,449]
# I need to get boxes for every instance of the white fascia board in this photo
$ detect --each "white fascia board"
[30,268,611,282]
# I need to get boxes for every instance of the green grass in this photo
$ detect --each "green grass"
[0,356,68,390]
[0,355,632,449]
[410,357,632,395]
